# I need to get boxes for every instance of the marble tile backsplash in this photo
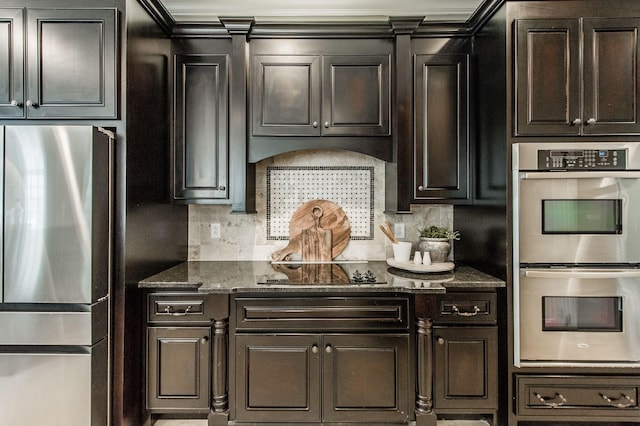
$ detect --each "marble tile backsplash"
[188,150,453,261]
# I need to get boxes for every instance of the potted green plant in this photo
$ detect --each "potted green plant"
[417,225,460,263]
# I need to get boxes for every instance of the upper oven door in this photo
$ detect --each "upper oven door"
[517,171,640,264]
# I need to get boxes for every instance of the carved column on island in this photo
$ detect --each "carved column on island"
[416,317,437,426]
[212,318,229,412]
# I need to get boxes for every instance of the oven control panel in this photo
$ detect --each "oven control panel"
[538,149,627,170]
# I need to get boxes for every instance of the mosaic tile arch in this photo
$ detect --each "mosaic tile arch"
[266,166,374,240]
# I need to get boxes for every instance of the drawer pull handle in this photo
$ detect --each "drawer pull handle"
[452,305,480,316]
[163,305,192,316]
[601,393,636,408]
[534,392,566,408]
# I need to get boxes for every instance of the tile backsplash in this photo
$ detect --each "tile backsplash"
[189,150,453,261]
[267,166,374,240]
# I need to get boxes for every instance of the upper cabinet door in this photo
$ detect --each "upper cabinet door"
[26,8,117,119]
[515,19,581,136]
[0,9,24,118]
[515,18,640,136]
[252,55,321,136]
[414,54,469,202]
[582,17,640,135]
[173,54,229,201]
[322,55,390,136]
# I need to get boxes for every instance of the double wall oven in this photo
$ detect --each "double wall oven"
[513,143,640,366]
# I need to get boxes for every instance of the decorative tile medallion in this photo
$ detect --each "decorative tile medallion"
[267,166,374,240]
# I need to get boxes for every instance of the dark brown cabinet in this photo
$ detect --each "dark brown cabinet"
[251,54,390,137]
[173,54,229,201]
[431,292,498,419]
[231,295,410,424]
[0,8,117,119]
[413,54,470,201]
[145,292,230,415]
[515,17,640,136]
[147,326,211,412]
[434,327,498,410]
[234,333,409,423]
[516,375,640,421]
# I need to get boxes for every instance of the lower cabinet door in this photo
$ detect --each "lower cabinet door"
[234,334,322,422]
[323,334,410,423]
[433,326,498,410]
[234,333,410,423]
[147,327,211,412]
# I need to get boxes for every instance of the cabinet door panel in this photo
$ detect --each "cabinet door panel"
[147,327,211,411]
[251,55,320,136]
[583,18,640,134]
[515,19,581,135]
[322,55,390,136]
[323,334,409,423]
[26,9,116,118]
[174,55,229,201]
[0,9,24,118]
[414,54,469,201]
[433,327,497,410]
[235,334,321,422]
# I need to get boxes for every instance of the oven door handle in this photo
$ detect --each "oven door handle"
[524,269,640,279]
[521,171,640,179]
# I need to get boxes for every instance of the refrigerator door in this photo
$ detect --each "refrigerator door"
[3,126,111,304]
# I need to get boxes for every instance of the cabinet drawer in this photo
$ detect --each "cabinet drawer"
[235,296,410,331]
[517,375,639,419]
[433,292,496,324]
[148,293,213,324]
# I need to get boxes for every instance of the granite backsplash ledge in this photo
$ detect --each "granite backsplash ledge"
[189,150,455,262]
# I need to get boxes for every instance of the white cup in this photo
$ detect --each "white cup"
[392,242,412,262]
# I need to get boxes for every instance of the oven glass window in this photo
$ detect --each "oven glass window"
[542,199,622,234]
[542,296,622,332]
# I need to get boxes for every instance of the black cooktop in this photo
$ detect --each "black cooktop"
[258,262,388,285]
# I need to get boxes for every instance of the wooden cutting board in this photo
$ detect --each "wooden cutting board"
[271,199,351,261]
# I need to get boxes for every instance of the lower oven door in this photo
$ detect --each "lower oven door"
[517,268,640,365]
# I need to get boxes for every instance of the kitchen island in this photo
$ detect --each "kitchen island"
[140,262,505,426]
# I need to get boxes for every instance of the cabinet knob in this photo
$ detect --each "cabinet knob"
[10,99,21,107]
[325,344,333,353]
[586,118,597,125]
[218,185,226,191]
[571,118,582,126]
[418,185,425,191]
[312,121,319,128]
[25,100,38,108]
[201,336,209,344]
[437,337,445,345]
[323,122,330,128]
[311,344,319,354]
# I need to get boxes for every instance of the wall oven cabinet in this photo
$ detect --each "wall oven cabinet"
[513,143,640,367]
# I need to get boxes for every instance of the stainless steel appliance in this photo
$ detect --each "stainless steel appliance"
[0,126,113,425]
[513,142,640,367]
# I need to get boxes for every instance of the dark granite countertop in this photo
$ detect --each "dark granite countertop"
[138,261,505,294]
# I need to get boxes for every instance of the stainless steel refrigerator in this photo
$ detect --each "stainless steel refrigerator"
[0,126,113,425]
